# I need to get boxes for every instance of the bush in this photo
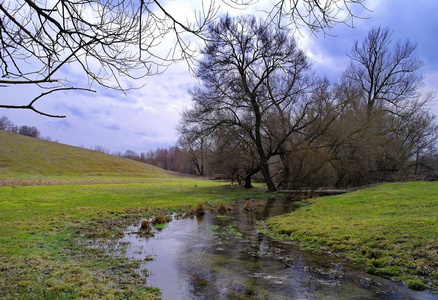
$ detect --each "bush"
[18,125,40,138]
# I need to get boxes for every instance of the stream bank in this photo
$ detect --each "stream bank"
[93,197,437,299]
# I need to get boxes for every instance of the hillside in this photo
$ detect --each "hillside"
[0,131,264,299]
[0,130,175,182]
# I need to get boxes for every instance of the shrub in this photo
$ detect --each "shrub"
[242,199,263,211]
[217,202,231,214]
[151,214,172,225]
[195,203,206,216]
[139,220,153,237]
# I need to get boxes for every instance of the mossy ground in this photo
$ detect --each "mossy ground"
[266,182,438,291]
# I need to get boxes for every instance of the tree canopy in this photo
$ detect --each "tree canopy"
[179,20,437,190]
[181,15,323,191]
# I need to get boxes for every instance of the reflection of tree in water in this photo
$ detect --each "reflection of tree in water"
[176,200,326,299]
[110,198,435,299]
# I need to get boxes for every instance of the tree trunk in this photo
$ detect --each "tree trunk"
[260,160,277,192]
[244,174,252,189]
[414,150,419,175]
[250,93,277,192]
[244,166,261,189]
[277,151,292,190]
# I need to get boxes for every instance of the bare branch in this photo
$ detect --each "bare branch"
[0,0,369,117]
[0,87,96,118]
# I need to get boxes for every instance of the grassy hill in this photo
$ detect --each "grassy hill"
[0,130,265,298]
[0,130,173,183]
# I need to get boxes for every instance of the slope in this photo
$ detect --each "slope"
[0,130,174,181]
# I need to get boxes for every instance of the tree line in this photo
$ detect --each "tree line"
[0,116,44,139]
[177,16,438,191]
[109,147,198,175]
[2,16,437,190]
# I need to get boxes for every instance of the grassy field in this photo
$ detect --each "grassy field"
[0,131,265,299]
[0,130,174,184]
[266,182,438,291]
[2,131,437,296]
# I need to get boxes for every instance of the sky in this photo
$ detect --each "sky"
[2,0,438,154]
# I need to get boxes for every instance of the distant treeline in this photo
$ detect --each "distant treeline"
[3,114,437,186]
[96,146,198,176]
[0,116,56,141]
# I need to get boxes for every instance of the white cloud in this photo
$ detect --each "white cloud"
[2,0,438,154]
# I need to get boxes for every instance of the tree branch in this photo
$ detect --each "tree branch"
[0,87,96,118]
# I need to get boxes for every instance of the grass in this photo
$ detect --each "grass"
[266,181,438,291]
[0,131,266,298]
[0,180,265,299]
[0,130,173,184]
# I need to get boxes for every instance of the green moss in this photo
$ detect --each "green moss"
[406,278,427,290]
[153,223,167,229]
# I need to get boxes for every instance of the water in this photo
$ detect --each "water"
[100,198,437,299]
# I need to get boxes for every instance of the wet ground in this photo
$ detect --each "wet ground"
[96,197,437,299]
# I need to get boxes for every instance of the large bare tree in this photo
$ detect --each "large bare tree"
[326,27,437,185]
[0,0,367,117]
[345,27,426,118]
[181,15,316,191]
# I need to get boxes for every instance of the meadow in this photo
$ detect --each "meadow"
[0,131,265,298]
[1,130,437,297]
[266,181,438,291]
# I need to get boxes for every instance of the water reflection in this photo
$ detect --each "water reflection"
[105,198,437,299]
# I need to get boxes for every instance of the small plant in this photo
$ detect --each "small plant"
[154,223,167,230]
[195,203,206,216]
[242,199,263,211]
[217,202,231,214]
[406,278,427,290]
[140,220,151,231]
[184,207,196,218]
[139,220,154,237]
[151,214,172,225]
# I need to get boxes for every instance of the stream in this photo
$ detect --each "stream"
[97,197,437,299]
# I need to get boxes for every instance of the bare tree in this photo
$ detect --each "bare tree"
[390,110,438,177]
[181,15,315,191]
[324,27,437,186]
[93,145,110,154]
[264,0,368,33]
[18,125,40,138]
[0,0,216,117]
[275,78,349,189]
[0,116,13,131]
[178,126,207,176]
[345,27,426,118]
[0,0,368,117]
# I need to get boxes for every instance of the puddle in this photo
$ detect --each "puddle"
[94,198,437,299]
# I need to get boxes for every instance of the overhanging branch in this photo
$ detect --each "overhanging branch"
[0,87,96,118]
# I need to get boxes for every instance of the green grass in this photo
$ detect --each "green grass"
[0,131,266,299]
[0,130,173,184]
[266,182,438,291]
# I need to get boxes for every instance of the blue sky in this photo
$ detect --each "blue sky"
[2,0,438,154]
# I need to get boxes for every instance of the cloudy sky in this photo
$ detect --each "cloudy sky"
[2,0,438,154]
